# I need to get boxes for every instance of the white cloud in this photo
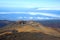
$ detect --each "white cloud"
[28,12,37,15]
[36,17,52,20]
[24,17,27,18]
[18,16,56,20]
[28,12,60,18]
[37,17,44,19]
[29,17,33,19]
[18,17,33,19]
[36,7,60,10]
[0,12,25,14]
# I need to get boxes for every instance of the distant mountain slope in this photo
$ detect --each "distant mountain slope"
[36,19,60,28]
[0,20,15,28]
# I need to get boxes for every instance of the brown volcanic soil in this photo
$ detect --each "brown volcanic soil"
[0,32,60,40]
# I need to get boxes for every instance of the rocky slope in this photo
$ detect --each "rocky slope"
[0,21,60,40]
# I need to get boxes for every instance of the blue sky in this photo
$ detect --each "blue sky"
[0,0,60,8]
[0,0,60,20]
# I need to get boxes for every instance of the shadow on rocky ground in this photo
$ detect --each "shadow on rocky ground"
[0,32,60,40]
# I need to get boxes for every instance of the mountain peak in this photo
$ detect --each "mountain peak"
[0,20,60,37]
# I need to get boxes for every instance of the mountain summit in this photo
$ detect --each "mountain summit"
[0,20,60,40]
[0,20,60,37]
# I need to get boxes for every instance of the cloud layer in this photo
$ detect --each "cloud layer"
[0,12,60,17]
[36,7,60,10]
[0,12,60,20]
[28,12,60,18]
